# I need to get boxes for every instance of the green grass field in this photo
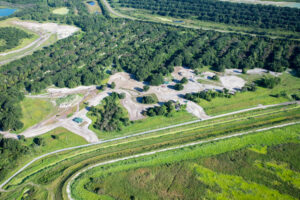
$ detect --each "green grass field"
[199,72,300,115]
[71,124,300,200]
[0,104,299,200]
[24,127,88,152]
[52,7,69,15]
[15,97,56,133]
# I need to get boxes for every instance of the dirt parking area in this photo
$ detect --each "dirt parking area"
[220,76,245,90]
[12,21,79,39]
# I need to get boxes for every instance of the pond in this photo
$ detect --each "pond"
[0,8,16,17]
[87,1,96,6]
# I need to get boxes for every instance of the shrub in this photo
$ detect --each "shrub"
[143,85,150,92]
[141,96,156,104]
[174,83,184,91]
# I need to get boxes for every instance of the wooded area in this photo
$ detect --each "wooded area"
[0,27,32,52]
[115,0,300,31]
[0,0,299,131]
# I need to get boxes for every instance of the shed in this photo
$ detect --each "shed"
[73,117,83,123]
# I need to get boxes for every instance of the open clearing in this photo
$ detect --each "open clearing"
[52,7,69,15]
[1,65,298,142]
[0,19,79,65]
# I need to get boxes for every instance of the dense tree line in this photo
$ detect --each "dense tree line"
[116,0,300,31]
[0,27,32,52]
[90,93,129,132]
[0,88,24,131]
[184,89,233,103]
[257,76,281,89]
[144,101,175,117]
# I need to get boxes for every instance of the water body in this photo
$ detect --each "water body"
[87,1,95,6]
[0,8,16,17]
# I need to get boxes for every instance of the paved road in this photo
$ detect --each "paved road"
[66,121,300,200]
[0,101,297,189]
[101,0,133,19]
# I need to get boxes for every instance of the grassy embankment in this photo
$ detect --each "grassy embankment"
[198,72,300,115]
[0,103,299,200]
[14,97,56,133]
[71,123,300,200]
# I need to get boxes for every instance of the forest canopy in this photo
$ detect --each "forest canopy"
[115,0,300,31]
[0,27,32,52]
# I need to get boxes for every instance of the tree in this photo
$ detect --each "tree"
[212,75,219,81]
[149,74,164,86]
[110,82,116,89]
[141,96,156,104]
[181,77,188,84]
[174,83,184,91]
[118,93,126,99]
[143,85,150,92]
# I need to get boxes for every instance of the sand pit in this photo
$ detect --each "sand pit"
[220,75,245,90]
[247,68,282,76]
[172,66,195,80]
[201,71,216,79]
[12,21,79,39]
[225,69,242,75]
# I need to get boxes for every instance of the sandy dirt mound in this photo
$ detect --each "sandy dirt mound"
[220,75,245,90]
[247,68,282,76]
[201,71,216,79]
[12,21,79,39]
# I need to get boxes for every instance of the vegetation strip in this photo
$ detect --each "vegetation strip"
[67,121,300,200]
[0,101,296,189]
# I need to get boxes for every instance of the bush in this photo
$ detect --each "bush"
[33,137,45,146]
[181,77,188,84]
[145,101,175,117]
[118,93,126,99]
[257,76,281,89]
[174,83,184,91]
[110,82,116,89]
[143,85,150,92]
[141,96,156,104]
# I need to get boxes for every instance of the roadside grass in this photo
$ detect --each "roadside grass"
[23,127,88,152]
[199,72,300,115]
[70,123,300,200]
[88,110,197,139]
[0,18,39,54]
[3,104,299,196]
[52,7,69,15]
[14,97,56,133]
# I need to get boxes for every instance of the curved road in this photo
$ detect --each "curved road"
[66,121,300,200]
[0,101,297,190]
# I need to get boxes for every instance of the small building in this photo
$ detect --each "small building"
[73,117,83,123]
